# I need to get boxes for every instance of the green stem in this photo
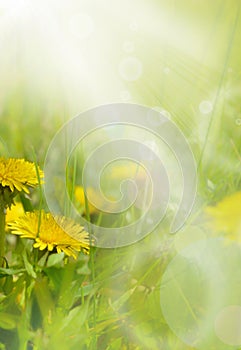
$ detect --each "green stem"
[90,245,97,349]
[0,201,6,262]
[84,191,97,349]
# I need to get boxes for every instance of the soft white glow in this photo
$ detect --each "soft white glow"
[0,0,227,111]
[119,57,143,82]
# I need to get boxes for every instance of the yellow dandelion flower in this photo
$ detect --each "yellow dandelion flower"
[205,191,241,239]
[6,201,25,225]
[0,157,43,194]
[8,211,90,259]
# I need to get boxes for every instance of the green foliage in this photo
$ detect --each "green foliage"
[0,1,241,349]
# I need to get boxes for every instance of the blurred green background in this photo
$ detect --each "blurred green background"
[0,1,241,349]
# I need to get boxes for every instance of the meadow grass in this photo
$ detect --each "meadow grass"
[0,1,241,349]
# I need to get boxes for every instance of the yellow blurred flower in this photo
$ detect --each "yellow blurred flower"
[75,165,147,216]
[109,163,146,181]
[8,211,89,259]
[75,186,99,215]
[6,201,25,225]
[75,186,118,215]
[0,157,43,194]
[205,191,241,239]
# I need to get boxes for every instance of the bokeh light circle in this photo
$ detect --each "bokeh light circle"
[123,41,135,53]
[199,100,213,114]
[215,305,241,346]
[119,57,143,82]
[160,238,241,349]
